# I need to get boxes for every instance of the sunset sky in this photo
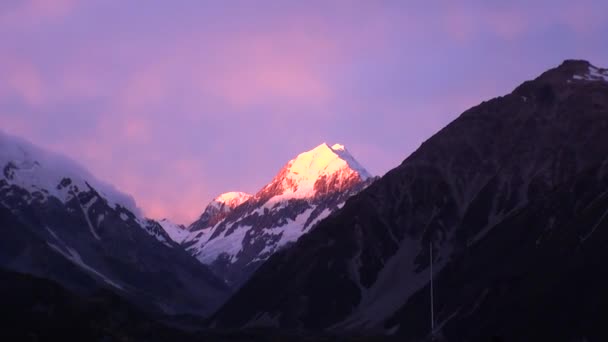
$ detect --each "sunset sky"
[2,0,608,223]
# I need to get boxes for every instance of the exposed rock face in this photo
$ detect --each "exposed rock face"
[0,131,230,316]
[180,143,375,287]
[209,60,608,341]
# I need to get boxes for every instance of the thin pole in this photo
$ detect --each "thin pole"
[430,240,434,334]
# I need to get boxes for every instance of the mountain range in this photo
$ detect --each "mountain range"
[2,59,608,341]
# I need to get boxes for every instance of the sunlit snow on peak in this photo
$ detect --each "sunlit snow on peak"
[259,142,372,202]
[214,191,252,205]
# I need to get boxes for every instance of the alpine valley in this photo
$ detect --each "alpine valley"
[2,60,608,342]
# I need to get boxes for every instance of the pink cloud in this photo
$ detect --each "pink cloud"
[441,3,607,43]
[556,2,605,34]
[209,58,331,109]
[0,115,35,138]
[27,0,75,17]
[443,6,530,42]
[0,0,77,27]
[123,118,150,142]
[187,31,337,110]
[443,7,477,43]
[119,67,168,113]
[59,65,108,100]
[109,158,211,223]
[81,28,341,118]
[0,58,45,107]
[485,10,529,41]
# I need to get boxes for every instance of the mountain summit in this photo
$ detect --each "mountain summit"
[256,143,371,203]
[178,143,375,286]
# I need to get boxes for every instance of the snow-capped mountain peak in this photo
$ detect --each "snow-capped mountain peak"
[288,142,370,179]
[0,130,140,215]
[257,143,371,203]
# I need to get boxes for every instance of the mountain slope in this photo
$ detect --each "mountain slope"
[385,160,608,341]
[0,131,230,316]
[209,60,608,340]
[181,143,375,286]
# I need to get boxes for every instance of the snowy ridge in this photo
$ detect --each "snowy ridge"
[206,191,252,213]
[0,130,141,215]
[214,192,252,207]
[158,218,189,243]
[329,144,372,180]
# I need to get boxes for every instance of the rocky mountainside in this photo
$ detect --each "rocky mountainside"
[209,60,608,341]
[179,143,375,286]
[0,131,230,316]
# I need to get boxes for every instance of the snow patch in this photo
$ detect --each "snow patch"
[196,224,253,264]
[572,65,608,82]
[77,196,100,240]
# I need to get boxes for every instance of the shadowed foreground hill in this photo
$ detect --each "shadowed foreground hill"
[0,270,393,341]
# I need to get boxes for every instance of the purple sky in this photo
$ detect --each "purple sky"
[1,1,607,224]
